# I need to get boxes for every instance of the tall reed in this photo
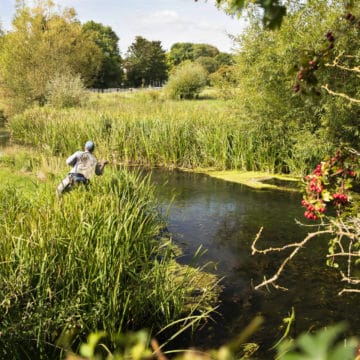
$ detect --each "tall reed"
[7,93,325,174]
[0,168,217,358]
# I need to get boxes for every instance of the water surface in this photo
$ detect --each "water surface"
[0,128,10,146]
[149,169,360,356]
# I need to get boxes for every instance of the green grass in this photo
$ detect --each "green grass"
[0,151,219,358]
[6,92,321,175]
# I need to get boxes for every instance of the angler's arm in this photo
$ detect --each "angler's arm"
[95,160,109,175]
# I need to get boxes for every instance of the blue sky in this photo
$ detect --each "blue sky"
[0,0,246,54]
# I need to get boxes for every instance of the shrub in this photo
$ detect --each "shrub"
[45,72,88,108]
[165,62,208,100]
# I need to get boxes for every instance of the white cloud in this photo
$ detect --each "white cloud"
[142,10,180,25]
[1,0,246,53]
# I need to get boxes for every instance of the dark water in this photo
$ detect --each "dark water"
[149,169,360,357]
[0,128,10,146]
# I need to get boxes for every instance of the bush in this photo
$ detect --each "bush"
[45,72,88,108]
[165,62,208,100]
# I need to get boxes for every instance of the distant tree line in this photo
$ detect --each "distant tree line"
[0,1,235,113]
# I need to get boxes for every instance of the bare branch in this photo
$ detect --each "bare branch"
[252,229,333,291]
[325,52,360,74]
[321,84,360,104]
[326,252,360,258]
[340,271,360,285]
[338,289,360,296]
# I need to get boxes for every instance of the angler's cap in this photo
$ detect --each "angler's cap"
[85,140,95,152]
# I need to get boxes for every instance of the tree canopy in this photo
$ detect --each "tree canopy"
[82,21,123,89]
[124,36,168,87]
[0,1,101,113]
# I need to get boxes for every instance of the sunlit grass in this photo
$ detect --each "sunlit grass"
[0,149,219,358]
[7,92,295,173]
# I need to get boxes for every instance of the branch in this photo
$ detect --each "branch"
[321,84,360,104]
[325,55,360,74]
[251,227,310,255]
[338,289,360,296]
[326,252,360,258]
[340,271,360,285]
[252,229,333,291]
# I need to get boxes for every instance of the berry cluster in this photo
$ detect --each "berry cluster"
[293,27,336,95]
[345,12,358,26]
[326,31,335,49]
[301,149,358,220]
[293,7,359,95]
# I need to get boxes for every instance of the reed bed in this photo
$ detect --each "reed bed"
[0,165,218,358]
[7,92,312,173]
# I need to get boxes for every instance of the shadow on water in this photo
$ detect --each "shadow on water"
[148,168,360,358]
[0,128,10,146]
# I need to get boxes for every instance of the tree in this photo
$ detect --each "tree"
[167,42,194,67]
[82,21,123,89]
[165,62,208,99]
[0,1,101,113]
[208,64,239,99]
[215,52,235,67]
[229,0,360,296]
[124,36,168,87]
[195,56,219,74]
[167,42,221,69]
[192,43,219,59]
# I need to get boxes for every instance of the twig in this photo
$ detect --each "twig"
[326,252,360,258]
[325,52,360,73]
[321,84,360,104]
[338,289,360,296]
[252,229,333,290]
[340,271,360,285]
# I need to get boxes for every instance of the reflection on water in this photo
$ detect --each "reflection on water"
[0,128,10,146]
[149,169,360,356]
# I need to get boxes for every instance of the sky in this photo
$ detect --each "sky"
[0,0,246,54]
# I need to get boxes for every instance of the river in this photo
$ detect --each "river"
[149,168,360,358]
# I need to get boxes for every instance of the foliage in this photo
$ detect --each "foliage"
[215,0,287,29]
[165,62,208,100]
[45,72,89,108]
[167,42,220,68]
[277,323,358,360]
[7,91,328,173]
[166,43,233,74]
[228,0,360,173]
[0,1,101,114]
[124,36,168,87]
[301,148,359,220]
[65,322,358,360]
[208,65,239,99]
[82,21,123,89]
